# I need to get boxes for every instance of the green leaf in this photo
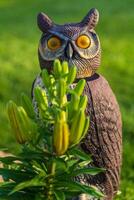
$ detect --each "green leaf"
[0,156,19,165]
[54,157,67,174]
[66,159,79,170]
[0,191,33,200]
[70,167,105,177]
[81,184,104,198]
[66,148,92,172]
[10,176,45,195]
[19,149,46,161]
[0,168,34,182]
[64,190,81,199]
[55,181,104,198]
[31,160,47,176]
[69,148,92,161]
[54,190,65,200]
[67,160,80,172]
[78,160,92,168]
[0,182,34,200]
[0,181,15,190]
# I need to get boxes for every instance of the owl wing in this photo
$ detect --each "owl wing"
[81,74,122,196]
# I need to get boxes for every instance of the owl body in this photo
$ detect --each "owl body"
[32,8,122,200]
[81,74,122,199]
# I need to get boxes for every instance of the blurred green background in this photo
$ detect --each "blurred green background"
[0,0,134,199]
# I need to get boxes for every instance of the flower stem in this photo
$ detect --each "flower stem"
[47,161,56,200]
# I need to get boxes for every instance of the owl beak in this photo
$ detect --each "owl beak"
[65,43,73,59]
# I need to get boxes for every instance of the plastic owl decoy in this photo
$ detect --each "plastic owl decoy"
[32,8,122,200]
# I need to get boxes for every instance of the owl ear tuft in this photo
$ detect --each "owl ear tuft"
[37,12,53,32]
[81,8,99,30]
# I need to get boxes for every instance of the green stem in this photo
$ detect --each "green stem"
[47,161,56,200]
[51,161,56,175]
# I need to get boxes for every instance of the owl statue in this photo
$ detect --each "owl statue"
[32,8,122,200]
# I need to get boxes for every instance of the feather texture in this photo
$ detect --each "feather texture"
[79,74,122,200]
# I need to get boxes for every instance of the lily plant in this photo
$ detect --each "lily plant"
[0,60,104,200]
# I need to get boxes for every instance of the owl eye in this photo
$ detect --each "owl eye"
[47,36,61,50]
[76,35,91,49]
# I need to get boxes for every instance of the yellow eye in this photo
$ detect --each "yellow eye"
[47,36,61,50]
[76,35,91,49]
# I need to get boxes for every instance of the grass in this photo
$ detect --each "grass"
[0,0,134,199]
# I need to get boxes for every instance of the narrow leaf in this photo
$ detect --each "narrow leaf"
[0,168,34,182]
[54,191,65,200]
[55,181,104,198]
[10,177,45,195]
[70,167,105,177]
[69,148,92,161]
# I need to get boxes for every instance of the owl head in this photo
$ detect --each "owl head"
[37,8,101,78]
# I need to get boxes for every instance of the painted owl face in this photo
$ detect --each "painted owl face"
[38,8,101,78]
